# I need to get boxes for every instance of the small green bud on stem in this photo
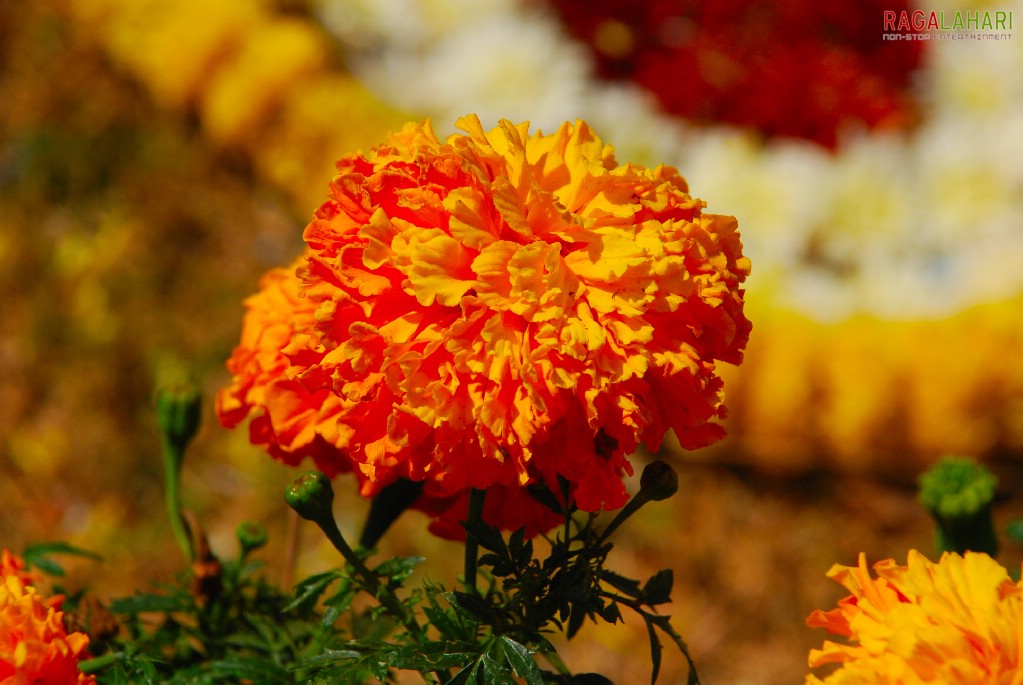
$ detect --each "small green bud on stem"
[284,473,433,657]
[918,455,999,557]
[236,521,268,559]
[156,382,202,564]
[639,460,679,502]
[157,383,202,455]
[284,472,377,589]
[285,471,336,524]
[601,460,679,542]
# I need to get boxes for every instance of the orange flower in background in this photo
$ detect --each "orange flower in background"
[0,556,95,685]
[219,114,750,534]
[805,550,1023,684]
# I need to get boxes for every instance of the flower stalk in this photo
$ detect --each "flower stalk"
[156,383,202,563]
[463,488,487,595]
[284,472,376,587]
[600,461,679,542]
[284,472,432,650]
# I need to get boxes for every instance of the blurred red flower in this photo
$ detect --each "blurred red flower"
[549,0,926,148]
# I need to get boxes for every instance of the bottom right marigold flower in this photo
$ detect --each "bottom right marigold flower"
[806,550,1023,684]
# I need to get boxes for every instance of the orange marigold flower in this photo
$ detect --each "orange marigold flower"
[0,551,35,587]
[805,550,1023,684]
[218,115,750,534]
[0,574,95,685]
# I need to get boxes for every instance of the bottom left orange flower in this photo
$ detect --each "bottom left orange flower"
[0,553,95,685]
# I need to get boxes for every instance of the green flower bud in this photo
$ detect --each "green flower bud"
[918,456,999,556]
[285,471,336,525]
[639,460,679,502]
[236,521,268,557]
[156,383,202,453]
[919,455,997,518]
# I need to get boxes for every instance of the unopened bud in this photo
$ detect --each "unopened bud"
[639,460,678,502]
[285,471,336,525]
[156,383,202,453]
[918,455,998,556]
[236,521,268,557]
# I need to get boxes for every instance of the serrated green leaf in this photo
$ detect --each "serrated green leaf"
[525,482,564,514]
[642,569,673,606]
[462,518,507,555]
[21,541,102,577]
[446,591,499,625]
[350,611,398,642]
[498,636,544,685]
[284,570,342,613]
[647,614,700,685]
[386,640,476,671]
[645,617,663,685]
[598,600,622,625]
[373,556,425,584]
[298,647,363,667]
[477,552,514,578]
[481,652,519,685]
[566,603,587,639]
[601,570,642,598]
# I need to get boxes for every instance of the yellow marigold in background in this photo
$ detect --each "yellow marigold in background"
[62,0,408,212]
[0,554,95,685]
[805,550,1023,684]
[219,115,750,536]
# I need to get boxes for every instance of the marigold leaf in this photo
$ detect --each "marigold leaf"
[601,570,642,598]
[645,618,663,685]
[498,636,545,685]
[386,641,476,671]
[642,569,674,606]
[462,518,507,555]
[285,570,343,613]
[525,482,564,514]
[373,555,425,584]
[566,603,587,639]
[446,591,500,625]
[21,541,102,577]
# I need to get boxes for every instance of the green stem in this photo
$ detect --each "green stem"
[318,512,435,646]
[598,492,649,543]
[463,488,487,595]
[162,440,193,563]
[317,513,380,593]
[78,652,119,673]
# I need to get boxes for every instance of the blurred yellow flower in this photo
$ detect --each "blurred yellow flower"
[200,18,328,144]
[806,550,1023,684]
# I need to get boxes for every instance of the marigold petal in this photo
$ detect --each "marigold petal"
[218,115,750,535]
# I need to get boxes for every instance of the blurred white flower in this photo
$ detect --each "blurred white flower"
[313,0,1023,321]
[320,0,593,131]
